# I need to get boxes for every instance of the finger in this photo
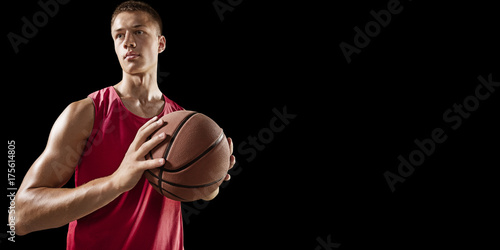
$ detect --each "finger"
[138,116,158,133]
[139,158,165,171]
[227,137,233,154]
[141,117,164,136]
[224,155,235,182]
[136,117,164,144]
[138,132,166,156]
[228,155,235,170]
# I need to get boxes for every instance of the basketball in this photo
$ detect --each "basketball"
[144,110,230,201]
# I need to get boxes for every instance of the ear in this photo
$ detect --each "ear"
[158,35,166,53]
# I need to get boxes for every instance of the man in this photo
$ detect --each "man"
[14,1,235,249]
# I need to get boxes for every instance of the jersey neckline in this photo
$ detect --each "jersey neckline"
[109,86,167,120]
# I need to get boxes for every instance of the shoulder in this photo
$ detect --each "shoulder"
[164,95,184,112]
[87,86,116,111]
[66,97,94,116]
[54,97,94,140]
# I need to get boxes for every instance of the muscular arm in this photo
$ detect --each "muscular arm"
[15,98,167,235]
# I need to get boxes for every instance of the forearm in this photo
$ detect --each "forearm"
[14,115,166,236]
[15,175,123,235]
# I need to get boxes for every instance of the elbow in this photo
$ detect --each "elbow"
[14,217,30,236]
[15,228,29,237]
[14,210,35,236]
[10,194,30,236]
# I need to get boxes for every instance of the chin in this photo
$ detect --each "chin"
[124,67,144,75]
[120,60,156,76]
[122,64,146,75]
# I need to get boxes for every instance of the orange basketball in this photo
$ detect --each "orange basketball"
[144,111,230,201]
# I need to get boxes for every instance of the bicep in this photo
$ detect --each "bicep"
[19,98,94,190]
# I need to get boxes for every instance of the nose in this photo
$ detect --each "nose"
[123,31,136,49]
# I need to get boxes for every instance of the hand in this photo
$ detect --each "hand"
[202,137,236,201]
[111,116,167,192]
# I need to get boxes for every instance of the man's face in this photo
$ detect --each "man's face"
[111,11,165,75]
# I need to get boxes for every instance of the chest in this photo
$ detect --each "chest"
[120,98,165,118]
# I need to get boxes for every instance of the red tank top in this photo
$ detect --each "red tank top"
[67,86,184,250]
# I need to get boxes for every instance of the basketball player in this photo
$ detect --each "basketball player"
[14,1,235,249]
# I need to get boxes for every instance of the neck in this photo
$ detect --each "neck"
[114,69,162,102]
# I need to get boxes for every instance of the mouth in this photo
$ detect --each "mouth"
[124,51,140,60]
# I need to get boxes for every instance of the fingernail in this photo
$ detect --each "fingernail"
[158,132,165,139]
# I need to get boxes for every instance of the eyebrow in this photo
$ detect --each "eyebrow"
[113,24,146,33]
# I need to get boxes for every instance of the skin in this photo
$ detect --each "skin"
[14,11,235,236]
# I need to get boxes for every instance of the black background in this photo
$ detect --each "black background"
[2,0,499,249]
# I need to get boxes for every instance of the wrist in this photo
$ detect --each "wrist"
[109,173,129,194]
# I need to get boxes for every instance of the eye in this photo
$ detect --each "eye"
[116,34,124,39]
[135,30,144,35]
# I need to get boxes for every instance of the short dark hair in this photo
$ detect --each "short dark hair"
[111,1,163,35]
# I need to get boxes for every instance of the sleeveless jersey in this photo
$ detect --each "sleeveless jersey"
[66,86,184,250]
